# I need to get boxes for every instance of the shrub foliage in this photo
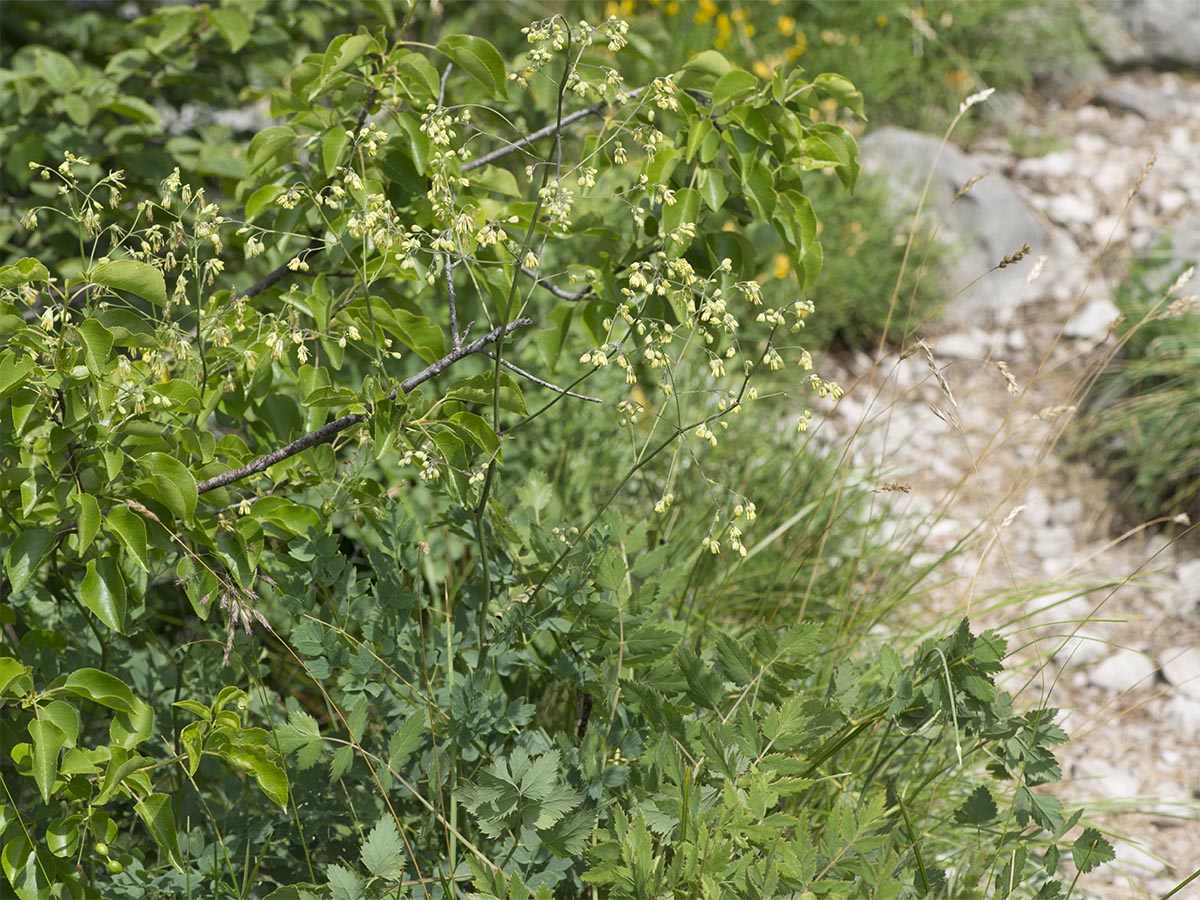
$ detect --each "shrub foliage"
[2,4,1111,898]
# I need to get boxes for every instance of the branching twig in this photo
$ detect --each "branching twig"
[197,317,533,494]
[481,350,600,402]
[519,265,593,302]
[462,86,645,173]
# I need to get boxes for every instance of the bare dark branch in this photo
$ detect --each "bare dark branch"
[197,317,533,494]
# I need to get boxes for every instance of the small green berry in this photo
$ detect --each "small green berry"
[94,841,109,857]
[106,859,123,875]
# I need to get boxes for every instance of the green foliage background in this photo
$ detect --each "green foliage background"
[1,2,1119,899]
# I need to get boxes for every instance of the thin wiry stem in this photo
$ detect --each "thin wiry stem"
[462,86,645,173]
[196,318,533,494]
[519,265,593,302]
[480,350,601,402]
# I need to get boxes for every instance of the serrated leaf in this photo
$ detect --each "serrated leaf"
[437,34,507,100]
[105,506,149,571]
[4,527,55,594]
[278,710,324,771]
[954,785,998,826]
[1071,828,1115,873]
[330,743,354,780]
[80,557,127,633]
[135,793,184,870]
[388,712,425,769]
[360,818,405,880]
[326,863,365,900]
[676,646,724,710]
[90,260,168,306]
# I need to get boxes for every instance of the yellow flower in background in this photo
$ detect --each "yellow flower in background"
[876,14,889,27]
[752,59,771,79]
[778,15,795,37]
[945,67,969,88]
[715,13,732,48]
[695,0,718,23]
[773,253,791,279]
[787,31,809,59]
[665,0,679,15]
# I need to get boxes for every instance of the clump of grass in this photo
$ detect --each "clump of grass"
[1067,249,1200,526]
[792,0,1096,138]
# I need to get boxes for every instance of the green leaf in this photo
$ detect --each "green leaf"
[75,493,101,553]
[0,257,50,287]
[711,68,758,107]
[4,527,55,594]
[387,712,425,769]
[310,33,374,101]
[740,158,775,219]
[278,709,324,771]
[105,506,150,572]
[136,452,198,523]
[360,817,405,880]
[245,184,286,221]
[134,794,183,870]
[954,785,998,825]
[247,125,296,175]
[29,718,67,803]
[90,260,168,306]
[394,50,440,102]
[208,8,251,52]
[0,350,36,398]
[101,95,160,125]
[814,72,866,119]
[1071,828,1115,873]
[62,668,138,713]
[249,496,321,535]
[78,319,114,377]
[81,556,127,633]
[677,49,733,90]
[0,658,32,697]
[33,46,78,91]
[372,305,446,362]
[180,720,205,776]
[42,701,80,749]
[437,34,507,100]
[326,863,365,900]
[676,646,724,710]
[662,186,701,257]
[444,372,527,416]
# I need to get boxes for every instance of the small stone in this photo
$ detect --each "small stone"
[1065,298,1121,340]
[1071,758,1141,800]
[1162,647,1200,701]
[1046,193,1095,227]
[1052,628,1109,666]
[1165,695,1200,735]
[1087,647,1157,694]
[935,329,996,360]
[1112,839,1165,875]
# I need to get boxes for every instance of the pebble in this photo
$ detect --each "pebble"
[1087,647,1157,694]
[1161,646,1200,700]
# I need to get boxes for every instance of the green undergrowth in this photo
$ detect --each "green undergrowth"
[1068,242,1200,527]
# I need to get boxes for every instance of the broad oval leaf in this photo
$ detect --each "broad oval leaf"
[90,260,168,306]
[134,793,184,870]
[105,506,150,572]
[437,34,507,100]
[28,719,67,804]
[136,452,198,524]
[4,527,55,594]
[81,556,127,633]
[62,668,137,713]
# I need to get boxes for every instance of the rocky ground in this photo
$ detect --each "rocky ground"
[816,67,1200,899]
